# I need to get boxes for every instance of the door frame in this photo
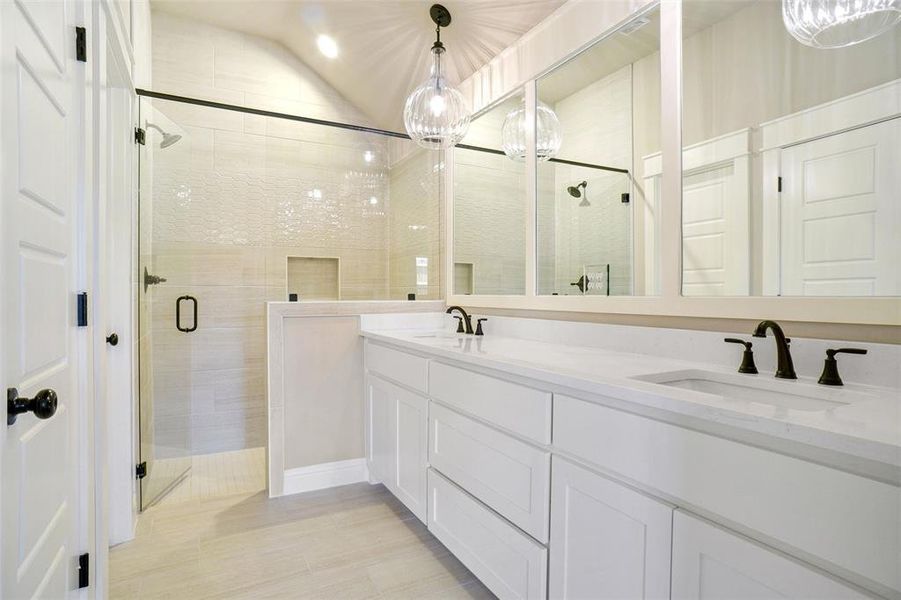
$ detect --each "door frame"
[88,0,139,595]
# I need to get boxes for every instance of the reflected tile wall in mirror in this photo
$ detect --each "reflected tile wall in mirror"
[536,7,662,296]
[453,93,528,295]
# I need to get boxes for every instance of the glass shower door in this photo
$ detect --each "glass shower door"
[137,98,193,509]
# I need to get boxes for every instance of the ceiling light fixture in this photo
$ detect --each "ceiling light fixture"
[317,34,338,58]
[501,98,562,162]
[403,4,471,149]
[782,0,901,48]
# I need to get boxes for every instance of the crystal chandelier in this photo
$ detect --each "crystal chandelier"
[501,99,563,162]
[403,4,471,150]
[782,0,901,48]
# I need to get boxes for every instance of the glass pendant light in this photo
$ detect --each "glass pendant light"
[783,0,901,48]
[501,98,563,162]
[403,4,471,150]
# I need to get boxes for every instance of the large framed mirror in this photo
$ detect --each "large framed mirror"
[679,0,901,297]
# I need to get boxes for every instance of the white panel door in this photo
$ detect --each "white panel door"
[682,160,750,296]
[780,119,900,296]
[549,457,672,600]
[672,511,865,600]
[1,0,85,597]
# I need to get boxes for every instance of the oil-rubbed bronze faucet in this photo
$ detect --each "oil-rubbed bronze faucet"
[446,306,473,334]
[752,320,796,379]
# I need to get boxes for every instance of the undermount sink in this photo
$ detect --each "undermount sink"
[411,332,460,340]
[636,369,859,412]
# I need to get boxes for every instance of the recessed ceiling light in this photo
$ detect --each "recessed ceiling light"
[317,34,338,59]
[363,151,374,163]
[369,196,378,205]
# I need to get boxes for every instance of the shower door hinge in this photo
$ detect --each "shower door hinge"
[777,176,783,192]
[77,553,89,588]
[135,461,147,479]
[75,27,87,62]
[134,127,146,145]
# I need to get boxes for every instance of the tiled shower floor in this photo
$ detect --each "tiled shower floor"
[151,447,266,507]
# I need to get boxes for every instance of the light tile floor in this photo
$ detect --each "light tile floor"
[110,482,495,599]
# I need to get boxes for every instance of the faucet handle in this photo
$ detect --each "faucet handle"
[724,337,752,350]
[724,338,758,374]
[475,318,488,336]
[819,348,867,386]
[827,347,867,357]
[452,315,465,333]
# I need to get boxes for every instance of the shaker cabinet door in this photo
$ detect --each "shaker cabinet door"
[672,511,866,599]
[549,457,673,600]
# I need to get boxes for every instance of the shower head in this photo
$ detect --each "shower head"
[567,181,587,198]
[145,122,182,149]
[159,132,182,149]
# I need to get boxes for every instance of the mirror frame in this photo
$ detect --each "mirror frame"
[445,0,900,325]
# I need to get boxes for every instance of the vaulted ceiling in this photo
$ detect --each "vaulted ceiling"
[151,0,566,130]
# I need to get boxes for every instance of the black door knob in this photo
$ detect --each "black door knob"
[7,388,58,426]
[106,333,119,346]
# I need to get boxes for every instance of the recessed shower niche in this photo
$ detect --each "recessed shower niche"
[286,257,340,301]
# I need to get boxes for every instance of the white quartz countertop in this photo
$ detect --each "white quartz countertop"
[361,328,901,471]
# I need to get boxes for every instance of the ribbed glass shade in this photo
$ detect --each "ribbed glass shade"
[783,0,901,48]
[501,99,562,162]
[404,46,471,150]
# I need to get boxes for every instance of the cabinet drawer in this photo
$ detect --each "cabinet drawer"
[429,362,551,444]
[429,403,550,542]
[428,469,548,600]
[364,341,429,394]
[553,394,901,594]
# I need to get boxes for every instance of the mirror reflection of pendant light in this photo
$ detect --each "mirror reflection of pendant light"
[403,4,471,150]
[501,99,562,162]
[782,0,901,48]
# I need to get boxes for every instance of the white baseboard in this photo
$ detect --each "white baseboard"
[281,458,370,496]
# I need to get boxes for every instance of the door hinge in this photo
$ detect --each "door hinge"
[777,176,783,192]
[135,127,146,145]
[75,27,87,62]
[76,292,88,327]
[136,461,147,479]
[77,553,89,588]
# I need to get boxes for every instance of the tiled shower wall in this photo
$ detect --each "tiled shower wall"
[147,12,439,456]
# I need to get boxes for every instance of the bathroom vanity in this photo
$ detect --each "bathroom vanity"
[361,319,900,599]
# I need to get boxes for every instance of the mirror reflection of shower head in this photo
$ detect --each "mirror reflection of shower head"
[567,181,587,198]
[567,181,590,206]
[145,122,182,149]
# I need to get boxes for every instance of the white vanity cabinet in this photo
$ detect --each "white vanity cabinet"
[671,511,867,599]
[549,457,673,599]
[365,373,429,522]
[363,337,895,600]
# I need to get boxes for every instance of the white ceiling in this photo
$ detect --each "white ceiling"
[151,0,566,130]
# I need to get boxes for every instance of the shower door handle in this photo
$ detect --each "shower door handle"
[176,295,198,333]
